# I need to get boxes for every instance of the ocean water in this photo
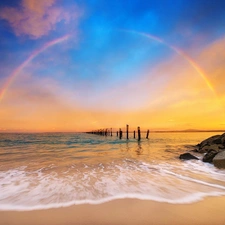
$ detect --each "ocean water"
[0,132,225,211]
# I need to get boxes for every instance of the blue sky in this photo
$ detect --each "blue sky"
[0,0,225,131]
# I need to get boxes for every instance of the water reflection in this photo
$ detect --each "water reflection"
[125,140,143,156]
[1,132,217,169]
[126,141,130,151]
[136,141,143,155]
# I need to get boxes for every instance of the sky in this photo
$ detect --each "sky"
[0,0,225,132]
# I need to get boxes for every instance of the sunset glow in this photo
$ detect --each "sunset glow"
[0,0,225,132]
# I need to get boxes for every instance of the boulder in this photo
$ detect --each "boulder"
[199,144,224,153]
[221,133,225,145]
[179,133,225,168]
[198,133,225,153]
[179,153,199,160]
[213,151,225,169]
[202,150,218,163]
[199,134,221,146]
[191,149,199,153]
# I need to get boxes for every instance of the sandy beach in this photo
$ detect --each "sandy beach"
[1,196,225,225]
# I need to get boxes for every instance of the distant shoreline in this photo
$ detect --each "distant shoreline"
[0,130,224,134]
[149,129,225,133]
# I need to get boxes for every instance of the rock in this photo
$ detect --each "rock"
[191,149,199,153]
[221,133,225,145]
[199,144,224,153]
[179,153,199,160]
[180,133,225,168]
[199,134,221,146]
[198,133,225,153]
[213,151,225,169]
[203,150,218,163]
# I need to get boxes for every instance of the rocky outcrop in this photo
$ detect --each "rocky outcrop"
[202,150,218,163]
[197,133,225,168]
[213,151,225,168]
[180,132,225,168]
[198,144,224,154]
[198,134,225,153]
[179,153,199,160]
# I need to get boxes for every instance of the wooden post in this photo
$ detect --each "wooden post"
[146,129,149,139]
[126,124,129,140]
[138,126,141,141]
[111,128,112,136]
[117,131,118,137]
[134,130,136,139]
[119,128,122,139]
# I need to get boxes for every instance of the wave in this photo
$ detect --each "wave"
[0,191,224,211]
[1,159,225,211]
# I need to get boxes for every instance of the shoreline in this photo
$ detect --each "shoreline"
[1,196,225,225]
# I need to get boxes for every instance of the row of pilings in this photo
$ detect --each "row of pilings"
[86,125,150,141]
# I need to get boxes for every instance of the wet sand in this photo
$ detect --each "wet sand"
[1,196,225,225]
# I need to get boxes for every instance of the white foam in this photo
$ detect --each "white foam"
[162,169,225,190]
[0,191,224,211]
[1,160,225,211]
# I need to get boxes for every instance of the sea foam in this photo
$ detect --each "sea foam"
[1,160,225,211]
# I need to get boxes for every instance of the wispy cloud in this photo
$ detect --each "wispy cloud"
[0,0,82,39]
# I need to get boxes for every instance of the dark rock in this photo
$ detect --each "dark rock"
[198,134,220,147]
[179,153,199,160]
[199,144,224,154]
[179,133,225,168]
[191,149,199,153]
[213,151,225,169]
[202,150,218,163]
[221,133,225,145]
[198,133,225,153]
[212,139,222,145]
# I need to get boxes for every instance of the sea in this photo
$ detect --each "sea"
[0,132,225,211]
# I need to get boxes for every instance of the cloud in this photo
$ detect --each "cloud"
[0,0,82,39]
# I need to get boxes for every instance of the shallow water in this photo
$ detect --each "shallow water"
[0,132,225,210]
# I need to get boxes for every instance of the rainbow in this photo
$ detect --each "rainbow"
[120,30,216,96]
[0,31,217,103]
[0,34,70,103]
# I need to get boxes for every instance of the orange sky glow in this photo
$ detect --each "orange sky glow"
[0,0,225,133]
[1,37,225,133]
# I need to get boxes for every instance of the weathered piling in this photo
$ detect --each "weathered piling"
[137,126,141,141]
[119,128,122,139]
[87,125,149,142]
[146,129,149,139]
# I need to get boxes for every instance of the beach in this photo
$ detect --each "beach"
[1,197,225,225]
[1,0,225,223]
[1,132,225,225]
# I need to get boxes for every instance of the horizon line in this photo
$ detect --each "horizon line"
[0,129,225,134]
